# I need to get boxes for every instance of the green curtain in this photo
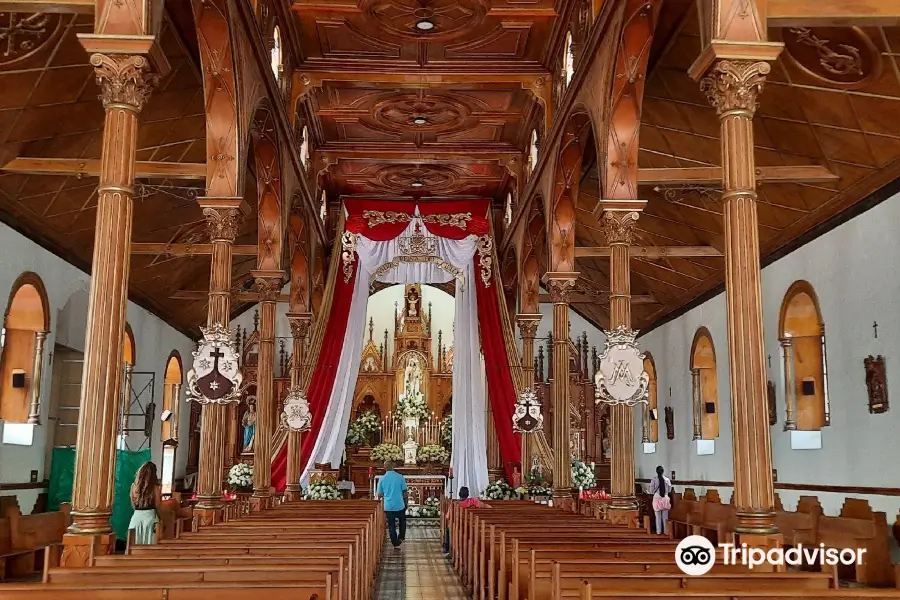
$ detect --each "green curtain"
[47,447,75,512]
[47,446,151,541]
[112,449,151,541]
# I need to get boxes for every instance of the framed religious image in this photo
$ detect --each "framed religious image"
[864,355,888,414]
[767,380,777,426]
[664,406,674,440]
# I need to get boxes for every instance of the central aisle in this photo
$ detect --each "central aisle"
[374,525,470,599]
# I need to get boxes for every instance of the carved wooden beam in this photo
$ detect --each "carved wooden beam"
[576,246,723,259]
[170,290,290,303]
[131,244,258,256]
[538,293,658,304]
[2,158,206,180]
[768,0,900,27]
[638,165,837,186]
[0,0,93,13]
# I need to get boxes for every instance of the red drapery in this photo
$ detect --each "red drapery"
[272,260,357,491]
[475,258,521,482]
[344,198,489,240]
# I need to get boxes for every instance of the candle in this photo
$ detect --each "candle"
[448,467,454,478]
[368,466,375,477]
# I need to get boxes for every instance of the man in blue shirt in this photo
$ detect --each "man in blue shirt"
[376,460,408,548]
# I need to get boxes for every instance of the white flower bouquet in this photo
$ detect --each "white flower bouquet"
[302,480,342,500]
[407,496,440,518]
[345,422,366,446]
[398,391,428,421]
[227,462,254,493]
[370,442,403,463]
[571,458,596,490]
[417,444,449,464]
[346,411,382,447]
[528,484,552,497]
[481,480,515,500]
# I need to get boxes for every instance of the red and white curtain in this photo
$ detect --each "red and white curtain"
[272,199,520,496]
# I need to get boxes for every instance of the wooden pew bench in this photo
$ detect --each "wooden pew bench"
[0,502,70,580]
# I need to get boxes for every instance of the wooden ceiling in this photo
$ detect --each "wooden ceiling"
[3,1,900,338]
[570,5,900,332]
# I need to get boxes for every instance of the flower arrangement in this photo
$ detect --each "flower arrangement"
[571,458,596,490]
[481,480,515,500]
[407,496,440,518]
[440,414,452,449]
[417,444,449,464]
[227,462,254,493]
[370,442,403,463]
[346,411,381,447]
[398,391,428,421]
[528,485,552,497]
[303,480,342,500]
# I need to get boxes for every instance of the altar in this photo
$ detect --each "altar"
[373,474,447,504]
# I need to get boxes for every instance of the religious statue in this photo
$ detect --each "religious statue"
[404,357,422,398]
[363,355,377,373]
[242,398,257,452]
[405,286,421,317]
[865,355,889,414]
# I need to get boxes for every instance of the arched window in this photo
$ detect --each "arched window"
[0,273,49,425]
[504,192,513,226]
[160,351,183,495]
[319,189,327,222]
[563,31,574,86]
[117,323,137,449]
[527,129,538,178]
[161,352,183,442]
[270,25,282,81]
[643,353,658,444]
[778,281,829,431]
[690,327,719,441]
[300,125,310,168]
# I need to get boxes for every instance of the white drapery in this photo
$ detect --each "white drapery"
[301,216,489,495]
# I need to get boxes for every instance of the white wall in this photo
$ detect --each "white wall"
[0,223,195,512]
[635,193,900,517]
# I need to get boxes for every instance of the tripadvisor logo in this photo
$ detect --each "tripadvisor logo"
[675,535,868,576]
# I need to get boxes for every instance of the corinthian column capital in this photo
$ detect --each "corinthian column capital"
[252,271,285,302]
[600,211,640,245]
[89,53,158,112]
[287,312,313,340]
[542,272,579,304]
[699,60,771,118]
[516,313,542,339]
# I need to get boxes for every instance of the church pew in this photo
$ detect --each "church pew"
[0,501,70,580]
[576,580,900,600]
[0,579,333,600]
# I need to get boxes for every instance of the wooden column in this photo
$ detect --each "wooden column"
[284,312,312,501]
[26,331,47,424]
[602,210,641,523]
[543,273,577,501]
[61,53,156,565]
[780,339,797,431]
[699,59,779,537]
[251,271,284,510]
[195,198,247,526]
[516,314,541,465]
[691,368,702,440]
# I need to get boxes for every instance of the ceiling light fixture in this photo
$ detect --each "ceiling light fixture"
[415,18,435,31]
[412,116,428,125]
[411,180,425,188]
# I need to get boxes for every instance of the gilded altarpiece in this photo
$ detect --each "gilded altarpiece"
[348,285,452,496]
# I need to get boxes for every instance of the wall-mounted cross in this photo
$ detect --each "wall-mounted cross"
[873,321,879,339]
[767,354,771,369]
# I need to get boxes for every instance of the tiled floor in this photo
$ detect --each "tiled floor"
[374,524,470,599]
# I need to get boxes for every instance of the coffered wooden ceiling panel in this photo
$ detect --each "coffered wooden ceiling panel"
[0,12,215,336]
[587,4,900,332]
[292,0,554,67]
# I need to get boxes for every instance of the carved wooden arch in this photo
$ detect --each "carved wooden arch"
[164,350,184,384]
[288,207,310,313]
[690,326,717,369]
[602,0,662,201]
[250,102,285,271]
[195,0,243,199]
[549,111,594,273]
[643,350,658,441]
[518,199,546,315]
[123,322,136,366]
[778,280,825,337]
[4,271,50,332]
